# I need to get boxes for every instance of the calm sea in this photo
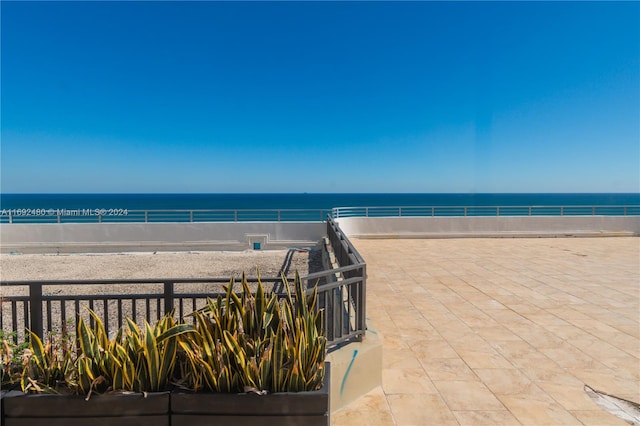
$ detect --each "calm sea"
[1,193,638,211]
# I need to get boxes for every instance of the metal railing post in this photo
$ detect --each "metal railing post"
[164,281,174,315]
[359,264,366,341]
[190,211,194,222]
[57,212,61,224]
[98,214,102,223]
[9,212,12,224]
[277,210,281,222]
[145,211,148,223]
[29,283,44,340]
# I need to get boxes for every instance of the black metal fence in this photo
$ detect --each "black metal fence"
[0,217,366,349]
[322,216,367,345]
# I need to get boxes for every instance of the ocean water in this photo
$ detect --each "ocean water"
[2,193,639,211]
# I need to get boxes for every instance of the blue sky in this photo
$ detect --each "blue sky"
[2,1,638,193]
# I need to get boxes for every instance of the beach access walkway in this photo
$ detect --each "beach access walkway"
[331,237,639,425]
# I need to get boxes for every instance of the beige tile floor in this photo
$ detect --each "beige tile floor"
[331,237,639,426]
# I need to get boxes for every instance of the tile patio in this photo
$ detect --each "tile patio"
[331,237,639,425]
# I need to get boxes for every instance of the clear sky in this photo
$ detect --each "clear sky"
[2,1,638,193]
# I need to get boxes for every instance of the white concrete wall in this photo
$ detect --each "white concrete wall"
[4,216,637,253]
[336,216,640,238]
[0,222,326,253]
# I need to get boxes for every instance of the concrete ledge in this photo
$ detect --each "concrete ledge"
[327,328,383,413]
[336,216,640,238]
[320,230,382,412]
[0,222,325,253]
[350,231,637,239]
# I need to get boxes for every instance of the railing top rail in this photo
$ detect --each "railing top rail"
[303,263,364,281]
[0,264,367,287]
[332,204,639,218]
[327,216,366,264]
[0,276,286,286]
[4,208,332,213]
[333,204,638,210]
[1,267,366,286]
[1,208,332,224]
[124,208,331,212]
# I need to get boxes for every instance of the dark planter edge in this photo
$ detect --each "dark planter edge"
[171,362,330,416]
[1,363,330,425]
[1,390,170,418]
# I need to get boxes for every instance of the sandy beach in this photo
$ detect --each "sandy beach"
[0,249,319,281]
[0,249,323,336]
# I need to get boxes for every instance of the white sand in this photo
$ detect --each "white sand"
[0,249,323,337]
[0,249,316,281]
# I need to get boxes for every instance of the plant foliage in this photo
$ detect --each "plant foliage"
[180,273,326,393]
[20,330,75,394]
[0,331,30,389]
[76,310,196,394]
[10,272,326,396]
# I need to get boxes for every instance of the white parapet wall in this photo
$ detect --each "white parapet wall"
[4,216,638,254]
[335,216,640,238]
[0,222,326,253]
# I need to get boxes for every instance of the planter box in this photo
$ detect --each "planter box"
[1,364,330,426]
[1,390,169,426]
[171,364,330,426]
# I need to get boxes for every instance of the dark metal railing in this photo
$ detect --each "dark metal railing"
[324,216,367,345]
[0,218,366,349]
[1,278,277,342]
